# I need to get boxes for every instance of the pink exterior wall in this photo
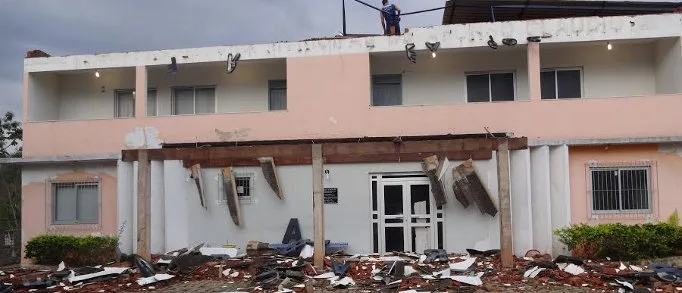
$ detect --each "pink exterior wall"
[22,52,682,158]
[21,170,118,263]
[569,144,682,224]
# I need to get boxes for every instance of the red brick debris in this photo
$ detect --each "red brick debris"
[2,247,681,293]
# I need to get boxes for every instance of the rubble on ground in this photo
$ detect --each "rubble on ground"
[4,245,682,292]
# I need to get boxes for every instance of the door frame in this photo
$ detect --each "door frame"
[371,173,445,254]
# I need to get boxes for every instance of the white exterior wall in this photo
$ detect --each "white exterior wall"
[116,161,134,254]
[58,68,136,120]
[541,42,657,98]
[148,159,500,254]
[150,161,165,253]
[530,146,553,253]
[655,37,682,94]
[27,72,59,121]
[549,145,571,255]
[372,48,529,104]
[147,59,286,116]
[510,149,533,256]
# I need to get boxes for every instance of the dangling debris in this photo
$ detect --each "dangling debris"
[452,159,498,216]
[190,164,206,208]
[258,157,283,199]
[421,155,449,207]
[221,167,242,226]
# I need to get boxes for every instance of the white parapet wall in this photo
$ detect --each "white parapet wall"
[510,149,533,256]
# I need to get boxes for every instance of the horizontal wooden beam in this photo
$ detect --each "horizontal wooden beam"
[121,137,526,166]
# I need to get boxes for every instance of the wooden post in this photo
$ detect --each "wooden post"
[496,140,514,268]
[137,149,152,260]
[312,144,325,269]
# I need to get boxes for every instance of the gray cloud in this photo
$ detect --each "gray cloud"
[0,0,444,120]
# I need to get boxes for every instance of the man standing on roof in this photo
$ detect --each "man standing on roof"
[380,0,401,35]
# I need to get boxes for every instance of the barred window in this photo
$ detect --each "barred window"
[52,181,100,224]
[590,166,650,213]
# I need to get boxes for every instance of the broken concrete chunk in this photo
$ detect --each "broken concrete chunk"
[449,275,483,286]
[199,247,238,258]
[299,245,313,259]
[450,257,476,271]
[136,274,174,286]
[331,277,355,288]
[562,264,585,275]
[57,261,66,272]
[68,267,130,284]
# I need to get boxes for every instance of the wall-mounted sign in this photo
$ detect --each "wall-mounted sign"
[324,188,338,204]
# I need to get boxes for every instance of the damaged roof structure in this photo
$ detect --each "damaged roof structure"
[5,0,682,292]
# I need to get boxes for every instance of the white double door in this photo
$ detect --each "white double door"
[377,177,443,254]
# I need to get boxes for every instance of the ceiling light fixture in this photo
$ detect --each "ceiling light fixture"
[95,71,100,78]
[425,41,440,59]
[607,42,613,50]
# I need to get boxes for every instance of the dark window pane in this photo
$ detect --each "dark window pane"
[373,223,379,253]
[383,185,403,215]
[466,74,490,102]
[385,227,404,252]
[490,73,514,101]
[592,170,619,211]
[410,184,430,215]
[620,169,648,210]
[437,222,444,249]
[372,181,378,211]
[372,75,402,106]
[557,70,581,99]
[541,71,556,99]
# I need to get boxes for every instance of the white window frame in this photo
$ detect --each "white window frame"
[171,86,217,115]
[268,80,287,111]
[465,70,516,103]
[371,74,403,106]
[51,180,101,225]
[147,88,158,117]
[234,172,255,202]
[114,89,135,118]
[540,67,584,100]
[588,162,653,215]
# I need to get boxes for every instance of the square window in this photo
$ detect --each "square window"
[52,181,99,225]
[590,166,650,213]
[172,87,216,115]
[372,75,402,106]
[541,69,582,99]
[467,72,515,102]
[114,90,135,118]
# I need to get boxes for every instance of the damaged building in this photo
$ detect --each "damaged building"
[8,0,682,266]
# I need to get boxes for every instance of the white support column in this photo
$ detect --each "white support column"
[510,149,533,256]
[549,145,571,255]
[163,161,190,251]
[530,146,553,254]
[116,160,135,254]
[150,161,166,253]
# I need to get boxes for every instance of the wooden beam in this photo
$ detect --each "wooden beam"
[312,144,324,269]
[190,164,206,208]
[258,157,283,199]
[120,137,527,164]
[136,150,151,261]
[496,139,514,268]
[221,167,242,226]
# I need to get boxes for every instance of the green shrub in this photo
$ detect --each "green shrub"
[668,210,680,226]
[555,222,682,260]
[25,234,118,266]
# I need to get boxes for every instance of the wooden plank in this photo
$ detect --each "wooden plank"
[496,140,514,268]
[312,144,324,269]
[258,157,283,199]
[190,164,206,208]
[183,157,312,168]
[221,167,242,226]
[422,155,447,207]
[324,150,492,164]
[121,137,522,163]
[451,159,498,216]
[136,150,151,261]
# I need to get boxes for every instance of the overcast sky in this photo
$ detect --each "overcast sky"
[0,0,444,121]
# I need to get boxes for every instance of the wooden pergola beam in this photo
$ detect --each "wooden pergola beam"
[121,137,527,166]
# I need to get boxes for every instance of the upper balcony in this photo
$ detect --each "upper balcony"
[22,13,682,158]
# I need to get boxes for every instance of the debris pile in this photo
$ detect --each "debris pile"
[4,246,682,292]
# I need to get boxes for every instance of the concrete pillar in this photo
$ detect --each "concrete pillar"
[510,149,533,256]
[530,146,552,253]
[549,145,571,255]
[116,161,135,254]
[163,161,190,251]
[150,161,166,253]
[135,66,147,117]
[527,43,541,101]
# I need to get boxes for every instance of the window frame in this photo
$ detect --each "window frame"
[51,180,101,225]
[465,70,517,103]
[171,85,217,115]
[540,67,584,100]
[268,80,287,111]
[114,89,135,118]
[588,163,652,215]
[371,74,403,106]
[147,88,158,117]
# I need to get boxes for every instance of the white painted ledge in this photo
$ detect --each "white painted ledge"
[0,154,120,165]
[530,136,682,147]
